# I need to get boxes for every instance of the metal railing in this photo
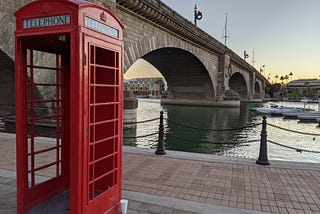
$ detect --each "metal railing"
[123,111,320,165]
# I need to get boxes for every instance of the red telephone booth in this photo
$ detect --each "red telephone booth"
[15,0,123,213]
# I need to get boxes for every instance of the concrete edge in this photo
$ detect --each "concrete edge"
[0,169,16,179]
[0,169,50,183]
[123,146,320,171]
[122,190,266,214]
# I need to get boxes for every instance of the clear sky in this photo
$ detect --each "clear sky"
[125,0,320,81]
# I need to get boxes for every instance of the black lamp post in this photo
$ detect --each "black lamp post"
[260,65,265,74]
[194,4,202,26]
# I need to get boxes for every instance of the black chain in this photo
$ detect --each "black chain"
[165,118,261,132]
[123,117,159,125]
[268,140,320,154]
[267,123,320,136]
[123,132,158,139]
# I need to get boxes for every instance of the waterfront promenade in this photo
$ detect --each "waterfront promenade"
[1,133,320,213]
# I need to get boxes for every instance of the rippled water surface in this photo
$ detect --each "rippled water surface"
[123,99,320,163]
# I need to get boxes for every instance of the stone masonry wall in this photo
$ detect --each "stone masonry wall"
[116,6,220,98]
[0,0,266,105]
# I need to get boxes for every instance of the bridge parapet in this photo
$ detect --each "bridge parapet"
[117,0,224,54]
[116,0,269,85]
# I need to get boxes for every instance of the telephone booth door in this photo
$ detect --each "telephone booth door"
[15,34,70,212]
[15,0,124,213]
[83,34,123,214]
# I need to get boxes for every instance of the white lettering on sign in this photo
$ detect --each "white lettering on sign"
[23,15,71,29]
[85,16,119,38]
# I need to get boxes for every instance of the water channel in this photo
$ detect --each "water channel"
[123,99,320,163]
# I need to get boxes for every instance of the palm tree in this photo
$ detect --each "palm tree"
[280,76,284,85]
[289,72,293,81]
[284,75,289,84]
[274,75,279,83]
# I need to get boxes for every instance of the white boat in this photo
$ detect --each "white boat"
[249,104,304,115]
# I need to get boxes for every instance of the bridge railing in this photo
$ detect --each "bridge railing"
[124,111,320,164]
[117,0,268,83]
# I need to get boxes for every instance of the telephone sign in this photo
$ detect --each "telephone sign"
[23,14,70,29]
[84,16,119,38]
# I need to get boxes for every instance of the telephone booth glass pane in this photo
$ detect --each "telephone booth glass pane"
[88,45,119,200]
[25,45,65,187]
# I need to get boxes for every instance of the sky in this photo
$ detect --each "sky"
[125,0,320,81]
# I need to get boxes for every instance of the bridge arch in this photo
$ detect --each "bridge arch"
[0,49,50,116]
[229,72,249,100]
[254,81,261,95]
[123,32,219,101]
[141,47,215,101]
[0,50,15,108]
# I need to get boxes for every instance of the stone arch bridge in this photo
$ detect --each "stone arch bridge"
[0,0,270,109]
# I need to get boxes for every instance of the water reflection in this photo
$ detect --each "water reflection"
[123,99,320,163]
[164,103,262,154]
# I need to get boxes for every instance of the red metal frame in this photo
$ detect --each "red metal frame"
[26,48,65,187]
[15,1,123,213]
[83,36,122,214]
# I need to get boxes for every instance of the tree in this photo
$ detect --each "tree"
[289,72,293,81]
[272,83,281,92]
[284,75,289,84]
[274,75,279,83]
[280,76,284,85]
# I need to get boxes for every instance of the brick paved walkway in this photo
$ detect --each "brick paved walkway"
[1,133,320,213]
[123,150,320,214]
[0,176,16,214]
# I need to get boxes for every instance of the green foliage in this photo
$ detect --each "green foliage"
[272,83,281,92]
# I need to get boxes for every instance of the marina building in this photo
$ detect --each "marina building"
[124,78,167,98]
[282,79,320,101]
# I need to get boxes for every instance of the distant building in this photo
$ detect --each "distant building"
[124,77,167,98]
[287,79,320,88]
[282,79,320,101]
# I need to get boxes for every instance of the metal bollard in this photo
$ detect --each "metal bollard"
[256,116,270,165]
[155,111,166,155]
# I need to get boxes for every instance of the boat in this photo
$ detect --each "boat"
[249,104,304,115]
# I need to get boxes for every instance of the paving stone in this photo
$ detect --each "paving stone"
[1,134,320,214]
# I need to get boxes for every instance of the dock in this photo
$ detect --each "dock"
[298,114,320,123]
[282,112,320,119]
[1,132,320,213]
[282,112,320,124]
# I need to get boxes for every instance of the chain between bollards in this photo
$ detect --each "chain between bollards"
[256,116,270,165]
[155,111,166,155]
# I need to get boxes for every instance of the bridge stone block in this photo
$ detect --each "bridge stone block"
[0,0,269,110]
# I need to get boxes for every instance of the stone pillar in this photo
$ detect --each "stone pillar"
[251,72,255,99]
[123,91,138,129]
[223,54,231,91]
[262,81,266,97]
[217,54,232,99]
[217,54,226,100]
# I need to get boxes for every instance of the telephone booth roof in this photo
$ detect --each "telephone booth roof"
[15,0,123,39]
